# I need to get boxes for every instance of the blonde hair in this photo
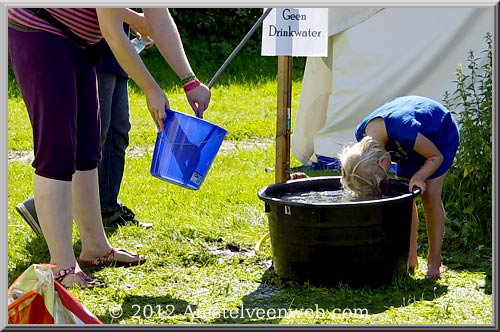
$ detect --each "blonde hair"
[339,136,389,197]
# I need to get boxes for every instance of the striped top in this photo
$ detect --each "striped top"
[8,8,102,44]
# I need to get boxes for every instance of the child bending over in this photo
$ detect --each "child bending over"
[339,95,459,279]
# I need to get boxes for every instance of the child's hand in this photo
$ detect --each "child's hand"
[409,176,426,194]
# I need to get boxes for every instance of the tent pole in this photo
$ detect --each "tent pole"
[275,55,292,183]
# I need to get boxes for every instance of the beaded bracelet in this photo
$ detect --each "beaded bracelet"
[183,79,201,93]
[180,72,197,85]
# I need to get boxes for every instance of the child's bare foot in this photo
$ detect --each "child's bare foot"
[426,255,443,279]
[425,265,445,279]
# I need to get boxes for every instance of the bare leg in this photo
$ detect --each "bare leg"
[408,200,419,271]
[421,174,447,278]
[34,170,142,288]
[72,169,145,264]
[34,174,91,287]
[34,174,76,269]
[397,176,419,271]
[72,169,112,259]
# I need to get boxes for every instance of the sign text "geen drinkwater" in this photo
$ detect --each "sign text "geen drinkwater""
[268,8,323,38]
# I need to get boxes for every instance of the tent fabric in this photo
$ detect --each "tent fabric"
[292,7,494,166]
[327,7,383,35]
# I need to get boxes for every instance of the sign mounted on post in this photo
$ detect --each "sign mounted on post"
[261,8,328,57]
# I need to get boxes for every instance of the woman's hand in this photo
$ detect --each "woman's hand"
[98,8,164,131]
[185,83,211,118]
[145,86,169,131]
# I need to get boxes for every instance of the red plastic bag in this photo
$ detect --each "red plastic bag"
[8,264,102,324]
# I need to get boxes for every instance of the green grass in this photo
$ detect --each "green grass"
[7,72,492,325]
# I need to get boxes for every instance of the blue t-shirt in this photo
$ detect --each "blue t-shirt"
[355,95,460,179]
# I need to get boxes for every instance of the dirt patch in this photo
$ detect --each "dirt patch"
[208,242,256,258]
[8,138,274,164]
[7,150,34,165]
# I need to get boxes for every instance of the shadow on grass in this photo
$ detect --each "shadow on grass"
[8,235,51,285]
[96,295,194,324]
[210,266,449,324]
[8,226,122,284]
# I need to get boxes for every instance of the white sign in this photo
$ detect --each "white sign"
[261,8,328,57]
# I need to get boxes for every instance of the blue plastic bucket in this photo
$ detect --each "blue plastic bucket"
[150,109,228,190]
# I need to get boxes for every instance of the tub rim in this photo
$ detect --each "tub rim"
[257,176,421,208]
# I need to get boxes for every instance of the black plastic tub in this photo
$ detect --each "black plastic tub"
[257,176,420,287]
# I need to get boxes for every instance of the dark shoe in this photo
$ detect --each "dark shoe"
[78,247,147,268]
[15,196,43,237]
[103,206,152,228]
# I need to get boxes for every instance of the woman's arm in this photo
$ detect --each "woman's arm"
[96,8,168,130]
[141,8,192,79]
[142,8,210,117]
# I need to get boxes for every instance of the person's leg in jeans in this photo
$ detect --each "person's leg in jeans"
[97,71,152,228]
[97,73,130,222]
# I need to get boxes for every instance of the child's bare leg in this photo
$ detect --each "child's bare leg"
[397,176,419,271]
[408,201,419,271]
[421,174,447,278]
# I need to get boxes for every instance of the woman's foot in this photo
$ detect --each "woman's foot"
[78,247,146,268]
[54,266,102,288]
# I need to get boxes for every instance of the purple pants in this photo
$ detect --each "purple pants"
[8,28,101,181]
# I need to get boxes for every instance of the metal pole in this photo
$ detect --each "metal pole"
[208,8,273,88]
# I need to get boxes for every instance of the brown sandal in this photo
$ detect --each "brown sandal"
[78,248,147,268]
[54,266,102,289]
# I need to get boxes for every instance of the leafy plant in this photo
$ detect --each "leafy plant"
[442,32,492,251]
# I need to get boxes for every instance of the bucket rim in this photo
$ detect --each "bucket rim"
[162,109,228,134]
[156,131,227,146]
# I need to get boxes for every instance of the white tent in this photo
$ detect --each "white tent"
[292,7,494,166]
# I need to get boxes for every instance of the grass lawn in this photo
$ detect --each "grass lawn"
[7,76,493,326]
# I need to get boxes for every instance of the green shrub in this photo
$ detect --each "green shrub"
[441,32,492,252]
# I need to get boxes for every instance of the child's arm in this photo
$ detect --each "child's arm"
[410,133,443,192]
[364,118,389,144]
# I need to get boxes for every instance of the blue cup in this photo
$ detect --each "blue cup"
[150,109,228,190]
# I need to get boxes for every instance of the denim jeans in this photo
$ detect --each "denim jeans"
[97,72,131,220]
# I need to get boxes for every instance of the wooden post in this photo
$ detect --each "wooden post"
[275,55,293,183]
